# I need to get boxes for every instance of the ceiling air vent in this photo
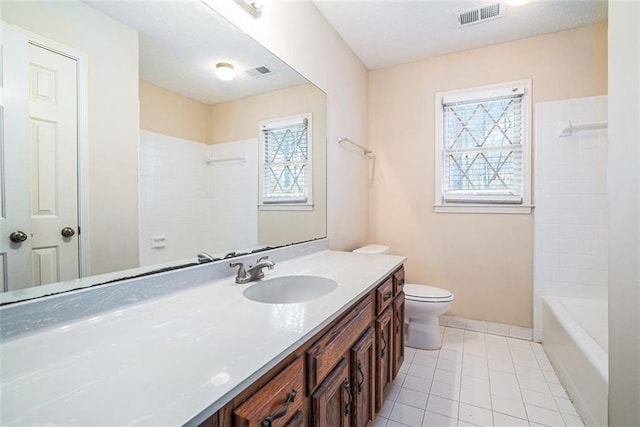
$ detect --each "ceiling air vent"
[457,2,502,27]
[244,65,273,79]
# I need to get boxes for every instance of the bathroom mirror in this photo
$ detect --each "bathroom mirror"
[0,0,326,301]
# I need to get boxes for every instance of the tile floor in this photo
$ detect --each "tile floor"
[374,327,584,427]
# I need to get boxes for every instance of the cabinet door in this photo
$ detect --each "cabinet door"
[375,307,394,412]
[392,293,405,379]
[350,327,375,427]
[311,358,351,427]
[199,412,219,427]
[283,411,303,427]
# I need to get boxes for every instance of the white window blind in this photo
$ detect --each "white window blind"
[442,92,524,204]
[260,114,311,205]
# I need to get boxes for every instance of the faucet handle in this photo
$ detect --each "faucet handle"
[230,262,247,278]
[197,252,214,263]
[257,255,275,269]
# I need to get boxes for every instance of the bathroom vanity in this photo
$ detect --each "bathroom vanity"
[206,264,406,427]
[0,244,405,426]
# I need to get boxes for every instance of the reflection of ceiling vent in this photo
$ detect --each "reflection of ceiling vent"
[457,3,502,27]
[245,65,273,78]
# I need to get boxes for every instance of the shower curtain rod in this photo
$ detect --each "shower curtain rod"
[206,155,247,165]
[559,121,608,137]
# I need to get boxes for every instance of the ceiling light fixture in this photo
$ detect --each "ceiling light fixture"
[215,63,236,81]
[505,0,531,6]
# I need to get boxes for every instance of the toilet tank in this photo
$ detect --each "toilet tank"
[353,244,390,255]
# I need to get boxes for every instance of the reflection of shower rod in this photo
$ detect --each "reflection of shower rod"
[206,155,247,165]
[558,121,607,137]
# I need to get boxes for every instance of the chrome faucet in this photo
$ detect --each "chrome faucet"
[230,256,275,284]
[197,252,215,263]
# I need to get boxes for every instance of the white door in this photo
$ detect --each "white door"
[0,25,79,291]
[0,26,32,291]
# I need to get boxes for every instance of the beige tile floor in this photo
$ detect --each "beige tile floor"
[374,327,583,426]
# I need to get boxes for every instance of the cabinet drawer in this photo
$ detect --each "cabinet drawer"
[375,277,394,315]
[307,295,373,393]
[393,268,405,295]
[233,356,304,427]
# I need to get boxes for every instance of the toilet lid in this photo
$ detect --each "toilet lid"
[404,283,453,302]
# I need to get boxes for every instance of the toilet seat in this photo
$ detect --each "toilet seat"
[404,283,453,303]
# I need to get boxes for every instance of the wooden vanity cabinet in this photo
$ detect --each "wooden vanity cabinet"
[393,268,405,295]
[350,327,375,427]
[375,306,394,412]
[306,296,373,393]
[310,358,351,427]
[307,296,373,426]
[232,356,305,427]
[392,293,405,378]
[203,265,405,427]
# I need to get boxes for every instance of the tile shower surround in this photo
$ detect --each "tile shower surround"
[139,130,259,267]
[533,95,608,340]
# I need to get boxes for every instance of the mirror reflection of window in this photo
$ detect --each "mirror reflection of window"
[260,114,313,207]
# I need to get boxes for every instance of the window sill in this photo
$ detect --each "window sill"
[433,204,534,214]
[259,203,314,211]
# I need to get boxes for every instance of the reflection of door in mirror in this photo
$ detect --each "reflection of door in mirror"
[0,0,326,302]
[1,26,81,292]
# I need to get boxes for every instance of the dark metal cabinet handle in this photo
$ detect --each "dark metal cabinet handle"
[61,227,75,238]
[381,330,387,358]
[356,360,365,394]
[343,379,352,416]
[383,292,393,301]
[9,231,28,243]
[261,389,297,427]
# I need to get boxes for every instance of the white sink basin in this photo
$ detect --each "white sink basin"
[243,275,338,304]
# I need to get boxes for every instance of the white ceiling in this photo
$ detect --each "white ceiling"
[83,0,309,105]
[313,0,608,70]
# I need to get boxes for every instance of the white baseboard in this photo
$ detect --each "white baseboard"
[440,315,534,341]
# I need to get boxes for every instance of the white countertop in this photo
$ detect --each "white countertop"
[0,250,404,426]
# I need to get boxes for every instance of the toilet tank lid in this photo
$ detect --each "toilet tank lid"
[405,283,453,299]
[353,244,390,254]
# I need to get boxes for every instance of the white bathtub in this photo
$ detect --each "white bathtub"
[542,296,608,427]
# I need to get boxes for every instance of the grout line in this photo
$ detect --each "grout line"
[387,327,584,427]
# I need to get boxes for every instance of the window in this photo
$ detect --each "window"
[259,113,312,209]
[434,80,532,213]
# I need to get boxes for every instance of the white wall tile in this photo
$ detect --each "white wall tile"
[533,96,608,340]
[139,132,259,266]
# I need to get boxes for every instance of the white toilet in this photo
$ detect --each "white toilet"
[353,244,454,350]
[404,284,454,350]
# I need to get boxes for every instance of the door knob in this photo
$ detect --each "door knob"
[9,231,28,243]
[61,227,76,238]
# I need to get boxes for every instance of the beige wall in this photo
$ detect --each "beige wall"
[211,1,370,251]
[209,84,327,245]
[2,0,140,275]
[608,1,640,425]
[139,80,210,144]
[369,23,607,327]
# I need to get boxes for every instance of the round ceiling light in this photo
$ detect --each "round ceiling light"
[215,63,236,81]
